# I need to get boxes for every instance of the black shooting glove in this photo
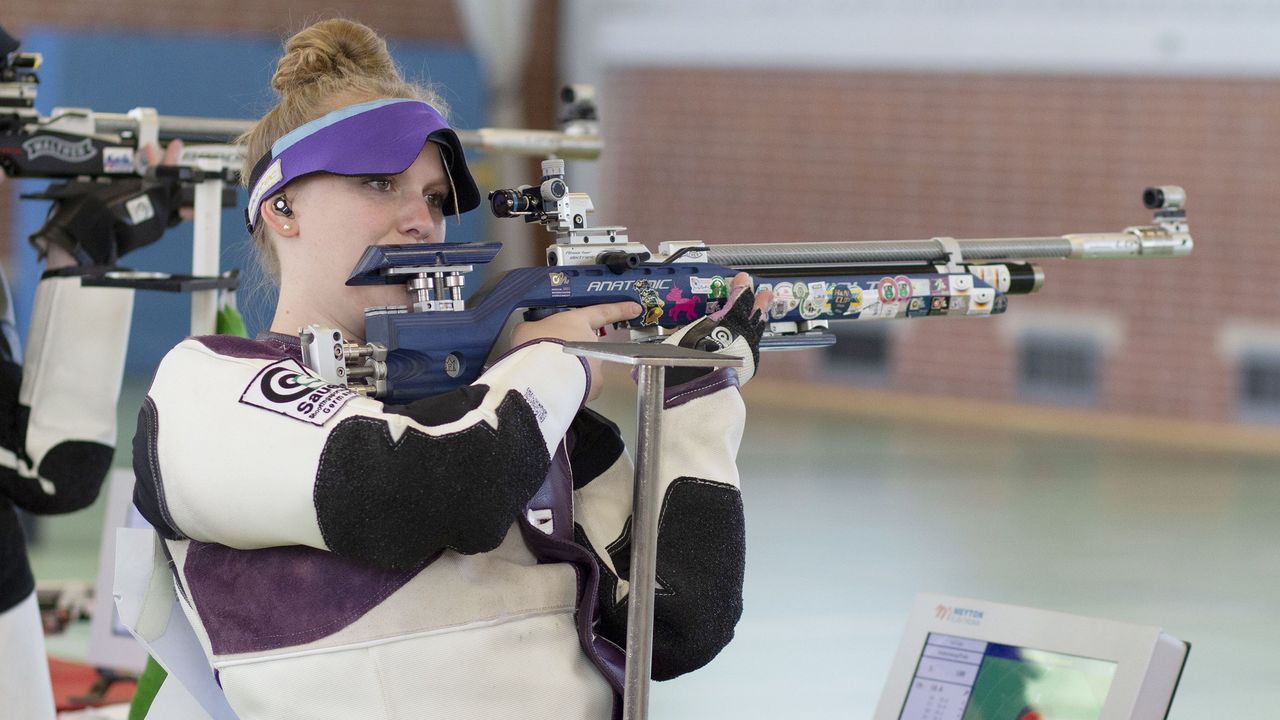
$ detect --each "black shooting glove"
[24,175,183,267]
[662,283,767,387]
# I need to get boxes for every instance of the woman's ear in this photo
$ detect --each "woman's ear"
[259,198,300,238]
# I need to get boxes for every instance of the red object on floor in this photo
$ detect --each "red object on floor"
[48,656,137,711]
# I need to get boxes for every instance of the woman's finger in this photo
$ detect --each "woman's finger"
[162,139,184,165]
[582,301,642,329]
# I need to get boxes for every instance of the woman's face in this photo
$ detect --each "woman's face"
[271,142,451,340]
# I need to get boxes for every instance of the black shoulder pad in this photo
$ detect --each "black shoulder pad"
[569,408,625,489]
[314,390,551,569]
[384,384,491,426]
[132,397,185,540]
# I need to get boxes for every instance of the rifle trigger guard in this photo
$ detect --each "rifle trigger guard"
[934,236,964,272]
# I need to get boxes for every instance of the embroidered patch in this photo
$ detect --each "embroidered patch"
[240,359,358,426]
[247,158,283,220]
[124,195,155,225]
[523,388,548,423]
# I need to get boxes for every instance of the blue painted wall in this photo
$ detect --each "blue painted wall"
[8,28,486,375]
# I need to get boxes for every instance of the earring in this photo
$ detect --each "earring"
[281,223,291,231]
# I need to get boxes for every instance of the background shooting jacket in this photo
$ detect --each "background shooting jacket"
[0,273,132,613]
[133,333,748,720]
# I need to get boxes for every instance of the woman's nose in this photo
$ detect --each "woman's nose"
[400,199,442,242]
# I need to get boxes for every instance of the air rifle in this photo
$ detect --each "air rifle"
[300,160,1193,403]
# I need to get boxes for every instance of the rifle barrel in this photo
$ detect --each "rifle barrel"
[88,112,604,159]
[706,230,1189,267]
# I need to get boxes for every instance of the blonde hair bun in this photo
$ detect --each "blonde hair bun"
[271,19,399,94]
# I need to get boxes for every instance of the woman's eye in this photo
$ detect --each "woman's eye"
[425,193,445,209]
[364,177,394,192]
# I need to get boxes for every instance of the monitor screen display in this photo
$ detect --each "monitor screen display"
[899,633,1117,720]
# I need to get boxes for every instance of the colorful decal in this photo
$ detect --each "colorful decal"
[877,277,894,303]
[664,286,700,323]
[799,295,823,320]
[950,274,973,293]
[895,275,913,301]
[950,296,969,313]
[993,295,1009,314]
[911,278,931,298]
[549,271,572,298]
[770,282,798,319]
[929,296,950,316]
[635,279,665,326]
[907,296,929,317]
[807,281,828,303]
[689,276,714,295]
[709,276,729,300]
[829,284,854,316]
[103,147,136,174]
[932,276,949,295]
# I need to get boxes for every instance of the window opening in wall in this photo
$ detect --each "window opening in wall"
[1239,354,1280,423]
[823,323,891,383]
[1017,334,1100,406]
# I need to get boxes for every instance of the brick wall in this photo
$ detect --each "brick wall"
[2,1,463,41]
[602,69,1280,423]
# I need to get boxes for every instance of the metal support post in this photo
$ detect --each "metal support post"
[562,342,743,720]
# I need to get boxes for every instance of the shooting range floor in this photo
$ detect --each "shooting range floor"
[27,378,1279,719]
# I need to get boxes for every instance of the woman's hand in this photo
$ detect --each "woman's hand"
[510,301,642,401]
[662,272,773,387]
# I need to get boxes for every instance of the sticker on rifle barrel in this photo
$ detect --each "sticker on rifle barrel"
[709,276,729,300]
[770,282,800,319]
[895,275,913,302]
[950,275,973,294]
[800,295,823,320]
[689,276,714,295]
[929,296,949,316]
[103,147,135,174]
[635,279,664,326]
[808,281,828,303]
[664,287,700,323]
[548,271,572,298]
[829,284,854,316]
[240,359,358,426]
[878,277,898,303]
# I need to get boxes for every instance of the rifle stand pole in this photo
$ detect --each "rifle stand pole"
[190,160,223,335]
[562,342,743,720]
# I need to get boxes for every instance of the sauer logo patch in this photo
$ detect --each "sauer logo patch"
[240,359,357,426]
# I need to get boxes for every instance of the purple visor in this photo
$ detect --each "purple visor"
[244,98,481,232]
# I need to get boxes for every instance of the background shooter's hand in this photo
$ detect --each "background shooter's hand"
[32,140,188,270]
[510,301,643,401]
